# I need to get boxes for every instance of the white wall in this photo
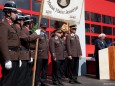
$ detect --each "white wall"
[76,3,86,58]
[76,3,86,76]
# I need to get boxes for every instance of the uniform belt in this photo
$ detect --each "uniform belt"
[9,47,19,51]
[20,47,29,51]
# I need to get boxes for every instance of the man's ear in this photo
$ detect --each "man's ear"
[7,12,11,17]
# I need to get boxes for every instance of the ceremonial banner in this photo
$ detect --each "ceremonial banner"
[42,0,84,23]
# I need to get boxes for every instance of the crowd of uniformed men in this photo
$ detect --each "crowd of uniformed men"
[0,1,82,86]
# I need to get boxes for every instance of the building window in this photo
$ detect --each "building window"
[91,13,101,22]
[91,25,101,34]
[0,10,4,21]
[0,0,8,4]
[86,36,90,44]
[32,15,39,25]
[91,36,98,45]
[114,39,115,46]
[103,26,112,35]
[105,38,112,46]
[0,0,30,10]
[14,0,30,10]
[102,15,112,24]
[41,18,48,27]
[50,20,55,28]
[85,23,90,32]
[32,0,41,12]
[113,17,115,25]
[113,28,115,36]
[85,11,90,20]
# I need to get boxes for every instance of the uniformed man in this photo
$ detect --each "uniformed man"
[49,29,64,85]
[20,15,40,86]
[35,24,49,86]
[94,33,107,79]
[0,1,20,86]
[13,12,40,86]
[60,31,69,78]
[66,25,82,84]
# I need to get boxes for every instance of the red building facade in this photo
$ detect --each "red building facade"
[0,0,115,77]
[85,0,115,57]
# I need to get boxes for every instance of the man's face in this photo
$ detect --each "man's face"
[56,32,62,37]
[29,22,34,29]
[10,11,17,20]
[20,20,24,27]
[101,36,105,40]
[41,28,46,32]
[71,29,76,33]
[65,33,69,37]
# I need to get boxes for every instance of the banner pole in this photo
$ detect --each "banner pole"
[32,0,44,86]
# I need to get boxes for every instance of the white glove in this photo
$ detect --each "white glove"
[19,60,22,67]
[68,56,72,60]
[35,29,41,35]
[5,60,12,70]
[28,57,33,63]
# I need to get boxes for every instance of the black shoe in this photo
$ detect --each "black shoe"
[41,83,48,86]
[74,80,81,84]
[69,80,75,84]
[35,82,41,86]
[53,81,59,85]
[58,80,64,86]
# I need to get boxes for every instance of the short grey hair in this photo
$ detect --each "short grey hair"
[98,33,106,38]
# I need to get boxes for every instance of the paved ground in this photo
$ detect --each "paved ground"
[44,75,115,86]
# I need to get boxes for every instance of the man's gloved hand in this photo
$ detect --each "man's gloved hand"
[68,56,72,60]
[35,29,41,35]
[28,57,33,63]
[19,60,22,68]
[5,60,12,70]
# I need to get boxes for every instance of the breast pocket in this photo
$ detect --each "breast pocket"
[8,29,20,47]
[9,29,18,40]
[70,37,75,44]
[55,41,60,48]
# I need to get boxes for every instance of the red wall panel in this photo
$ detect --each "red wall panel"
[85,0,115,16]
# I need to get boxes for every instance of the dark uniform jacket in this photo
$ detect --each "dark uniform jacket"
[94,38,107,58]
[38,33,49,59]
[49,37,64,60]
[13,24,38,60]
[66,33,82,57]
[62,37,68,58]
[0,19,20,61]
[29,32,49,59]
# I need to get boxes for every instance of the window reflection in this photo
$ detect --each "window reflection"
[103,26,112,35]
[50,20,55,28]
[105,38,112,46]
[0,10,4,21]
[91,13,101,22]
[14,0,30,10]
[85,11,90,20]
[85,23,90,32]
[113,28,115,36]
[32,15,39,25]
[41,18,48,27]
[113,17,115,25]
[91,36,98,45]
[102,15,112,24]
[86,36,90,44]
[91,25,101,34]
[32,0,41,12]
[0,0,8,4]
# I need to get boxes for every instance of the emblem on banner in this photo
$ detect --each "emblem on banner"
[57,0,70,8]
